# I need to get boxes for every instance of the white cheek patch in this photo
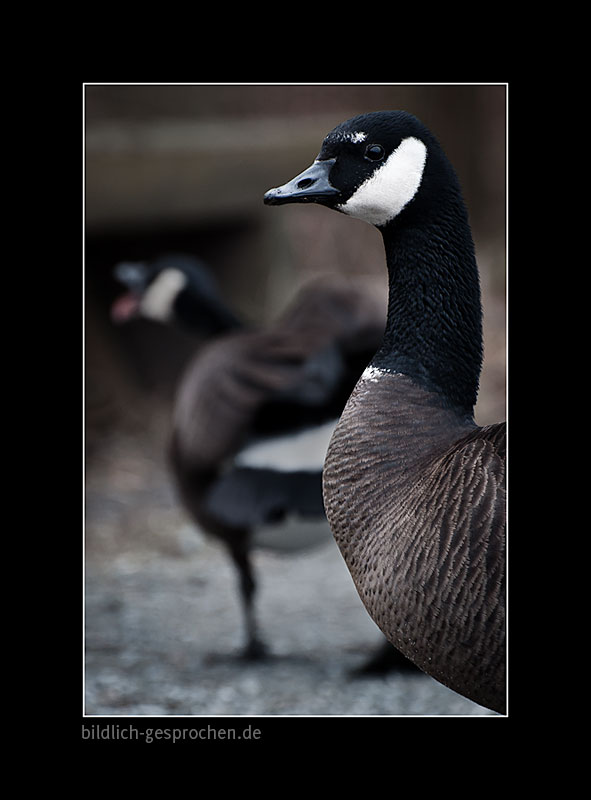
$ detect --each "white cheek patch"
[234,419,338,473]
[140,268,188,321]
[338,136,427,227]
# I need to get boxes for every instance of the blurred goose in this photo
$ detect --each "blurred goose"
[111,253,242,335]
[265,111,506,713]
[112,253,415,671]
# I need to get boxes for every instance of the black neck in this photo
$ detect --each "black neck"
[372,193,483,419]
[174,288,243,337]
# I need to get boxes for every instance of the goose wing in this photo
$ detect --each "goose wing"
[432,421,506,591]
[388,421,506,711]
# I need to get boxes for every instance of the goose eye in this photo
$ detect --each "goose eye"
[365,144,385,161]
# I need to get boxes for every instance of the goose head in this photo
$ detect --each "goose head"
[265,110,482,417]
[111,253,241,335]
[264,110,459,230]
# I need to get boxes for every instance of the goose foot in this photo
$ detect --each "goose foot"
[203,641,270,666]
[240,638,269,662]
[351,639,419,676]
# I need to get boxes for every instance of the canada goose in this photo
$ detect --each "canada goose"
[264,111,506,714]
[111,253,242,335]
[112,253,416,671]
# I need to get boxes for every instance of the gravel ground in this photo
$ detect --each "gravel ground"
[84,429,498,718]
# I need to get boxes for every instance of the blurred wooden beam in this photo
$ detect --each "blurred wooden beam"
[85,115,339,233]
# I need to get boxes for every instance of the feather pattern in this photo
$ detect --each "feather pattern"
[324,372,505,713]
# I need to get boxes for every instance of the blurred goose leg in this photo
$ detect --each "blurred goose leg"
[227,539,268,660]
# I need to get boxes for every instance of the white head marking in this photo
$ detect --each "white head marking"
[331,130,367,144]
[337,136,427,227]
[140,268,188,321]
